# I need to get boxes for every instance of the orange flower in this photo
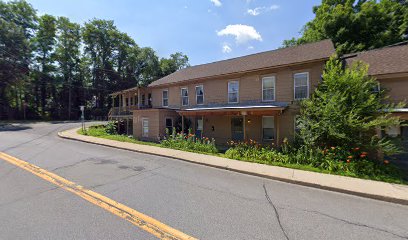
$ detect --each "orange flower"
[384,160,389,164]
[354,147,360,151]
[347,156,353,159]
[361,152,368,155]
[360,154,366,158]
[331,147,335,150]
[346,159,350,163]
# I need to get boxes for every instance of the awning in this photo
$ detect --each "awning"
[177,103,288,116]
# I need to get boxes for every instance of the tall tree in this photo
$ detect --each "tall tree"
[283,0,408,54]
[32,14,57,117]
[159,52,190,77]
[0,0,37,119]
[55,17,81,119]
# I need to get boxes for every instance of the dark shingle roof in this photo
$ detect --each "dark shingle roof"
[345,43,408,76]
[149,39,335,87]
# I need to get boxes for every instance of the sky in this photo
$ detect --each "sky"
[26,0,321,66]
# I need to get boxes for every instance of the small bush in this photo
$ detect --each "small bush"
[105,121,118,135]
[160,128,218,154]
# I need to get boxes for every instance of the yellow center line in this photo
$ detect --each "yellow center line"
[0,151,197,240]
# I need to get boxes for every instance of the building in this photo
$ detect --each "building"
[109,39,408,146]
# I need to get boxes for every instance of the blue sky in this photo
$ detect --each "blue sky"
[26,0,321,65]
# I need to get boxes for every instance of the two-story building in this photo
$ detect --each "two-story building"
[109,39,408,146]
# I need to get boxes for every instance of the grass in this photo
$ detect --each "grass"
[78,125,405,185]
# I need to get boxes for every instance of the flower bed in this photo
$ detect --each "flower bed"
[160,129,218,154]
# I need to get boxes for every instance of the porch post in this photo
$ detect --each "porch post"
[137,88,141,108]
[276,112,280,146]
[182,115,185,134]
[243,115,246,140]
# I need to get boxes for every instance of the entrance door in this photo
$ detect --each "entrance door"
[231,117,244,141]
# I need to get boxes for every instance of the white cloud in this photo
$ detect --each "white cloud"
[247,46,254,50]
[247,5,279,16]
[217,24,262,44]
[222,43,232,53]
[210,0,222,7]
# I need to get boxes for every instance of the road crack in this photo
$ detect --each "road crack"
[263,183,289,240]
[296,207,408,239]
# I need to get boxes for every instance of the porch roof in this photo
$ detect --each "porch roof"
[177,102,288,116]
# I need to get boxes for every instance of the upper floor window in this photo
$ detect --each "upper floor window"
[294,72,309,100]
[262,76,276,101]
[228,81,239,103]
[141,94,145,106]
[196,85,204,105]
[181,88,189,106]
[162,90,168,107]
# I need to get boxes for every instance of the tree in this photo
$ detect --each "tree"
[55,17,81,119]
[298,57,404,157]
[284,0,408,54]
[159,52,190,77]
[0,0,37,119]
[32,14,57,117]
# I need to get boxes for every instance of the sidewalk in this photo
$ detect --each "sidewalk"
[58,127,408,205]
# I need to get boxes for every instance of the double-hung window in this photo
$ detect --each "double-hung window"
[294,72,309,100]
[162,90,168,107]
[142,118,149,137]
[181,88,189,106]
[196,85,204,105]
[228,81,239,103]
[262,116,275,141]
[262,76,275,101]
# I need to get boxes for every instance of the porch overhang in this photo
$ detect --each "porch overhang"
[177,103,288,116]
[391,108,408,120]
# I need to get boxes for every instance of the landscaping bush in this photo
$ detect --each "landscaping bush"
[160,128,218,154]
[105,121,118,135]
[225,140,402,183]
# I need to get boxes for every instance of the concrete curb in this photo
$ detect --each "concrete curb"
[58,128,408,205]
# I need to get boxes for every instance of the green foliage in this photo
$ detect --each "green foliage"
[284,0,408,54]
[0,0,189,120]
[160,128,218,154]
[298,57,403,156]
[105,121,118,135]
[225,141,403,183]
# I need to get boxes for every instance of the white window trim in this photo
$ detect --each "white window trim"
[262,76,276,102]
[162,89,169,107]
[142,118,149,137]
[195,85,204,105]
[228,81,239,104]
[262,116,275,141]
[181,87,189,106]
[294,72,310,100]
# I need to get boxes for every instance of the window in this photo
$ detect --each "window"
[125,98,129,106]
[165,118,173,135]
[162,90,168,107]
[196,85,204,105]
[181,88,189,106]
[148,93,152,106]
[262,76,275,101]
[262,116,275,140]
[294,72,309,100]
[130,97,133,106]
[141,94,145,106]
[142,118,149,137]
[228,81,239,103]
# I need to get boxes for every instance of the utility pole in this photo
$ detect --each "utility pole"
[80,105,85,131]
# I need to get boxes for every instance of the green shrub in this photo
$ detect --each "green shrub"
[105,121,118,135]
[160,128,218,154]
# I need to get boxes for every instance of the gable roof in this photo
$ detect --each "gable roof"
[149,39,335,87]
[345,42,408,76]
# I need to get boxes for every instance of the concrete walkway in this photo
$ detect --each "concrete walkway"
[58,127,408,205]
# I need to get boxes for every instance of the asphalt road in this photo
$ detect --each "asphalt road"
[0,122,407,240]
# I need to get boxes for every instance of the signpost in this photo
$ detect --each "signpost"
[80,106,85,131]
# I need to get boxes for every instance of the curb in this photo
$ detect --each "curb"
[58,130,408,206]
